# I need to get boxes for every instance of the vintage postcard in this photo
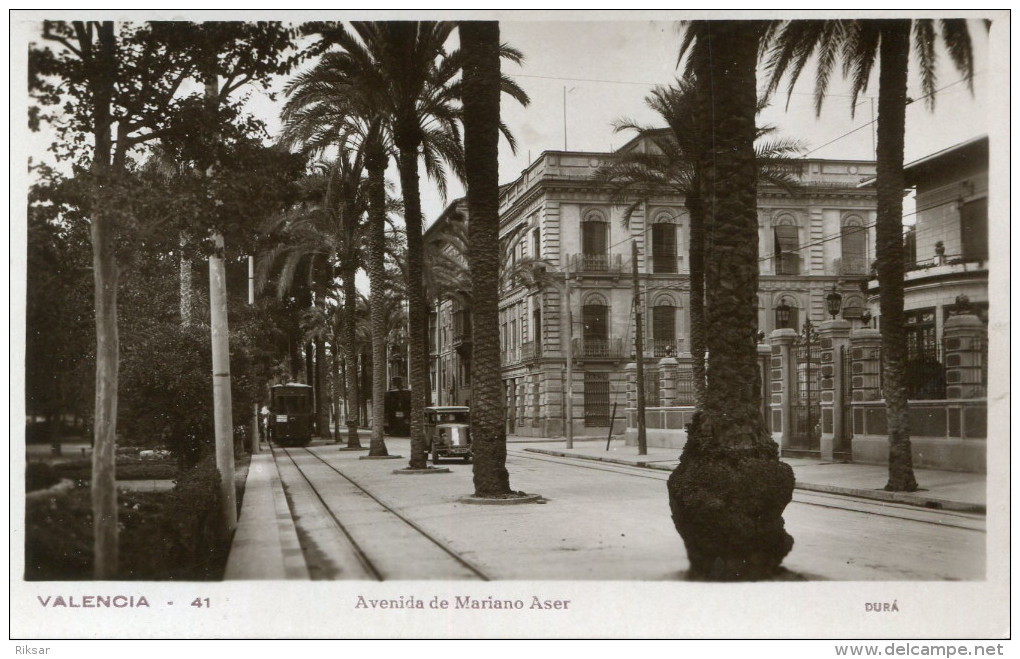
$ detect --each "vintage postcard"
[9,8,1010,648]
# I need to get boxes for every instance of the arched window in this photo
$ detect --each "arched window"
[773,215,800,275]
[840,216,867,275]
[580,209,609,271]
[651,211,678,273]
[582,293,610,348]
[652,295,677,356]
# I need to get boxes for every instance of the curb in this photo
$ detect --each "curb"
[523,447,985,514]
[793,482,986,514]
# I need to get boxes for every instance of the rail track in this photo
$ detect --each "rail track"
[273,445,491,581]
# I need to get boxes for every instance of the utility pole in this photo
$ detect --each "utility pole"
[249,255,260,454]
[206,71,237,532]
[564,269,575,449]
[632,240,647,455]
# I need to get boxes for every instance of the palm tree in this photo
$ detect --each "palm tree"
[298,22,463,468]
[665,20,796,581]
[460,20,513,496]
[764,19,979,492]
[281,56,399,455]
[258,160,368,447]
[595,81,802,412]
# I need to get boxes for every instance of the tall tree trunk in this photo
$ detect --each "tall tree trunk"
[342,262,361,447]
[179,235,193,325]
[89,20,119,580]
[205,70,237,532]
[331,343,342,440]
[395,134,429,469]
[876,20,917,492]
[209,232,237,530]
[461,21,512,495]
[666,21,794,580]
[315,335,328,436]
[366,139,390,456]
[686,190,707,411]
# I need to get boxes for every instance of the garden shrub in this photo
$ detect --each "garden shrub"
[24,455,231,580]
[25,463,60,492]
[53,458,178,482]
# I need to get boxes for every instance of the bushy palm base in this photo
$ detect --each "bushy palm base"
[667,416,795,581]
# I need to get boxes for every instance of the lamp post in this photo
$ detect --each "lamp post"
[826,283,844,320]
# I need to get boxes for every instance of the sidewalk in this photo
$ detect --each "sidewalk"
[517,439,986,513]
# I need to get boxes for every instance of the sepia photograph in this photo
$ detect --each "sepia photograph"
[10,8,1010,647]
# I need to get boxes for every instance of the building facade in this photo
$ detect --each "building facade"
[866,136,989,358]
[428,138,879,438]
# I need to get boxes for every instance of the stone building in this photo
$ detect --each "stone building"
[427,136,878,438]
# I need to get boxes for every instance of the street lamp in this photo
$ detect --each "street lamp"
[826,283,844,320]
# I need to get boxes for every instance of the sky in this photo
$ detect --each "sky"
[22,13,999,228]
[239,16,996,227]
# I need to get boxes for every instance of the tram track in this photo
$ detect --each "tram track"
[506,447,986,533]
[274,445,491,581]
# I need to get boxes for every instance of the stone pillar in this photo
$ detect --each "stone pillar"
[757,343,772,433]
[658,355,678,406]
[817,319,852,461]
[944,314,987,399]
[769,329,798,450]
[543,365,564,437]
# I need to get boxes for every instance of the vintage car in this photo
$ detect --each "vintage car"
[424,406,471,464]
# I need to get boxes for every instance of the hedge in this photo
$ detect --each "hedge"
[24,456,230,580]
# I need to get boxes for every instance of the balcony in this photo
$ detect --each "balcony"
[572,337,626,360]
[521,340,542,361]
[773,253,802,276]
[649,338,684,357]
[570,253,623,275]
[833,256,868,276]
[651,254,683,274]
[451,311,472,347]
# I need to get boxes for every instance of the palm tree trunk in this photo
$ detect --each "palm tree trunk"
[876,20,917,492]
[666,21,794,580]
[366,141,390,457]
[342,262,361,448]
[315,335,328,436]
[462,21,512,495]
[395,134,429,469]
[686,191,706,411]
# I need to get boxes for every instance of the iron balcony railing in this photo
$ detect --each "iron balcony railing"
[572,337,626,359]
[570,253,623,274]
[649,338,684,357]
[521,340,542,361]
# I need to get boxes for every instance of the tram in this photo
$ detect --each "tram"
[269,383,314,447]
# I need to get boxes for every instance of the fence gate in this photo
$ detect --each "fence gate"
[789,334,822,453]
[643,369,661,407]
[584,371,610,426]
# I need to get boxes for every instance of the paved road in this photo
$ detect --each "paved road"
[274,439,984,581]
